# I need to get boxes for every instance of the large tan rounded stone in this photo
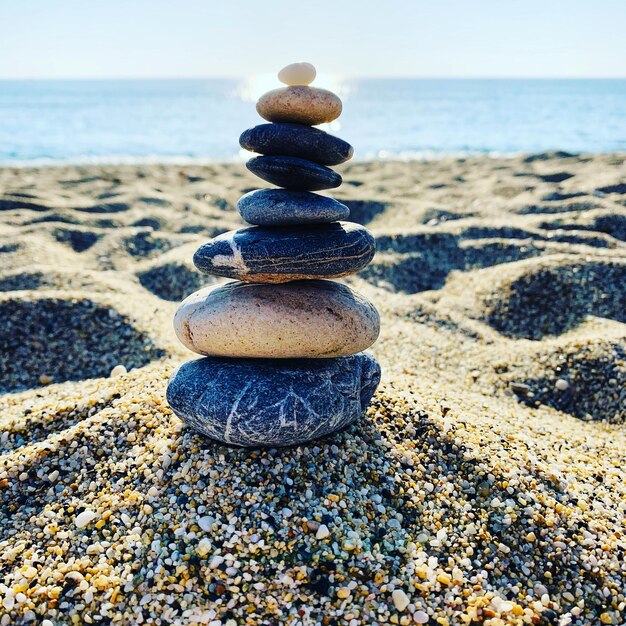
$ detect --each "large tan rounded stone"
[174,280,379,358]
[256,87,342,125]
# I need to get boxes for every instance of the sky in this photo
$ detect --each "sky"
[0,0,625,79]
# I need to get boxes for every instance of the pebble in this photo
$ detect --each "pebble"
[246,155,342,191]
[193,222,375,283]
[237,189,350,226]
[198,516,214,532]
[555,378,569,391]
[257,86,342,125]
[110,364,127,377]
[174,280,379,358]
[74,510,99,529]
[316,524,331,540]
[166,352,381,447]
[197,538,212,556]
[413,611,429,623]
[510,382,532,396]
[240,123,353,166]
[392,589,410,611]
[278,62,316,86]
[39,374,53,385]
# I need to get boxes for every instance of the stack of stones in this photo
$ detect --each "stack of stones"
[166,63,381,447]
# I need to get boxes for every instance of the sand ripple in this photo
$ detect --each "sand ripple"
[1,154,625,624]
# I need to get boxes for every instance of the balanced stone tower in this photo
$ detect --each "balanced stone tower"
[166,62,381,447]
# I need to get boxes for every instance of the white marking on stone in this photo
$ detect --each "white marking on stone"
[224,381,252,442]
[210,237,248,274]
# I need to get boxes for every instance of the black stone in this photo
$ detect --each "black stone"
[240,123,353,166]
[166,352,381,447]
[192,221,376,282]
[246,155,342,191]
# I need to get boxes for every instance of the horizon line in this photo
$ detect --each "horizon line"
[1,75,625,82]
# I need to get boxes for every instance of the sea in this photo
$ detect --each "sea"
[0,78,624,164]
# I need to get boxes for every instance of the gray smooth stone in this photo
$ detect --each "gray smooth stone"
[166,352,382,447]
[239,123,353,166]
[237,189,350,225]
[193,221,375,283]
[246,155,342,191]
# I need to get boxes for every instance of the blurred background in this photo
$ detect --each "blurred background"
[1,0,624,164]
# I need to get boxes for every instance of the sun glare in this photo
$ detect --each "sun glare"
[237,73,350,103]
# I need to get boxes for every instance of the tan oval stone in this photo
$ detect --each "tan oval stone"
[256,87,342,125]
[278,62,316,86]
[174,280,379,358]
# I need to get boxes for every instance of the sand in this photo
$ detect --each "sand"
[0,153,625,625]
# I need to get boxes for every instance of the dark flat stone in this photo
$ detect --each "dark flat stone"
[240,123,353,166]
[246,155,342,191]
[193,221,375,282]
[237,189,350,225]
[166,352,381,447]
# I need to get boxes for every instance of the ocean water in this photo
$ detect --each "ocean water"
[0,79,624,164]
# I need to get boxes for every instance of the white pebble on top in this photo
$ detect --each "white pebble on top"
[278,62,316,86]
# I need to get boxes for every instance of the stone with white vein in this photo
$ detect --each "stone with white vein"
[193,222,375,283]
[166,352,381,447]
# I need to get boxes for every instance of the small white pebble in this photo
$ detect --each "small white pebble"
[110,364,127,377]
[278,62,316,86]
[42,621,54,626]
[209,555,224,569]
[316,524,330,540]
[413,610,429,623]
[392,589,410,612]
[555,378,569,391]
[74,510,99,529]
[197,538,212,557]
[198,516,214,532]
[2,596,15,611]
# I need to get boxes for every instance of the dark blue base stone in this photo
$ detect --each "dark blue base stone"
[246,155,342,191]
[240,123,354,166]
[166,352,382,447]
[193,222,376,282]
[237,189,350,225]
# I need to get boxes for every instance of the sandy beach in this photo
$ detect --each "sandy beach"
[1,152,625,624]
